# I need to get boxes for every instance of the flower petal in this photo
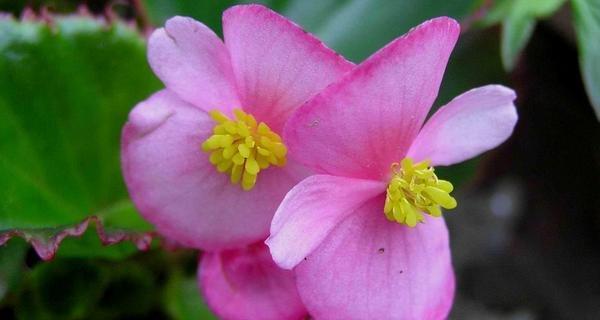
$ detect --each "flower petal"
[121,90,307,250]
[222,4,354,132]
[284,17,460,180]
[407,85,518,166]
[148,16,240,113]
[266,175,385,269]
[295,196,455,319]
[199,243,307,320]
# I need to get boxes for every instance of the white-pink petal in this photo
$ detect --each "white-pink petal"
[407,85,518,166]
[295,197,455,320]
[148,16,240,114]
[121,90,307,250]
[266,175,385,269]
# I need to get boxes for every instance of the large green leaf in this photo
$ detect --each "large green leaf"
[572,0,600,120]
[0,16,161,260]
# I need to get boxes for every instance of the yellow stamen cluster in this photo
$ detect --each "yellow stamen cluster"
[384,158,457,227]
[201,109,287,191]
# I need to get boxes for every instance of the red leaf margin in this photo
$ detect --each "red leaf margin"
[0,217,156,260]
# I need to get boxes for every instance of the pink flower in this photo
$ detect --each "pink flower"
[266,17,518,319]
[121,5,352,250]
[199,243,307,320]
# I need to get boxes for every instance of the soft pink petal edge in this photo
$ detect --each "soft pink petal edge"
[147,16,240,114]
[407,84,518,166]
[222,4,354,132]
[199,243,307,320]
[295,197,455,319]
[284,17,460,180]
[266,175,386,269]
[121,90,307,250]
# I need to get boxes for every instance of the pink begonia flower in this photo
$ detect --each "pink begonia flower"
[121,5,353,250]
[266,17,518,319]
[199,242,307,320]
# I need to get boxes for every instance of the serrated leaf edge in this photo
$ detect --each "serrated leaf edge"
[0,217,155,260]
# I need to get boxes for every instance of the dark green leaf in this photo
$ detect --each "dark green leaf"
[92,261,157,318]
[164,273,217,320]
[0,239,27,302]
[143,0,237,34]
[279,0,478,62]
[143,0,478,62]
[572,0,600,120]
[26,259,106,319]
[485,0,565,70]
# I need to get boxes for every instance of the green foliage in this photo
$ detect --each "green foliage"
[0,240,27,301]
[572,0,600,119]
[164,272,218,320]
[145,0,478,62]
[279,0,477,62]
[1,245,215,319]
[27,259,105,319]
[143,0,237,34]
[482,0,566,70]
[0,16,160,259]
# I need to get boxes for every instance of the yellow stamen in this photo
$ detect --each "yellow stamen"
[384,158,456,227]
[201,109,287,191]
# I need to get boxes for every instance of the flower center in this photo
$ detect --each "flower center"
[384,158,456,227]
[201,109,287,191]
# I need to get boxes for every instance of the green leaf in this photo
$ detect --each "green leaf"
[164,273,217,320]
[92,261,157,318]
[501,9,536,70]
[0,16,161,259]
[144,0,478,62]
[0,239,27,302]
[492,0,566,70]
[143,0,237,34]
[22,259,107,319]
[278,0,478,62]
[572,0,600,120]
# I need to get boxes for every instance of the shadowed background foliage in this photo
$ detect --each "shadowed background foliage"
[0,0,598,319]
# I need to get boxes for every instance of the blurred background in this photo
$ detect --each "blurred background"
[0,0,598,319]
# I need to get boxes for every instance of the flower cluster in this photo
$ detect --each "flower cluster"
[122,4,517,319]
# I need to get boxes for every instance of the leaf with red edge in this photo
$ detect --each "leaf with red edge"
[0,15,161,259]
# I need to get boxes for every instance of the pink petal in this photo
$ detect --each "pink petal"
[199,243,307,320]
[284,17,460,180]
[295,196,455,319]
[266,175,385,269]
[407,85,518,166]
[222,4,354,133]
[121,90,307,250]
[148,16,240,113]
